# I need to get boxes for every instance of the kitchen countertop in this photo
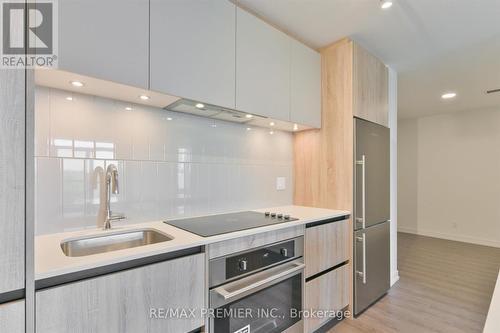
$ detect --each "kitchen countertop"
[35,205,350,280]
[484,268,500,333]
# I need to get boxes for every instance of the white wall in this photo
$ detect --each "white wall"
[34,87,294,235]
[398,107,500,247]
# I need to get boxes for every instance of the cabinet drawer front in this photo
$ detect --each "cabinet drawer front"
[36,254,205,333]
[305,219,349,278]
[304,265,349,333]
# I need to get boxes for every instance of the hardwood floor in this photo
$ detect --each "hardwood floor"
[330,232,500,333]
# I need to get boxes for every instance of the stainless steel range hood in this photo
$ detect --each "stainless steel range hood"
[165,98,313,132]
[165,98,266,124]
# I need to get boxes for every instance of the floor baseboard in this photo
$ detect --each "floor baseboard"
[390,270,400,286]
[398,226,500,248]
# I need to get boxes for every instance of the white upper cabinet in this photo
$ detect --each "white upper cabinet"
[57,1,320,129]
[150,0,236,109]
[58,0,149,89]
[236,8,291,121]
[290,39,321,128]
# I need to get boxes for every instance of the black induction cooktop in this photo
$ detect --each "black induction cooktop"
[164,211,298,237]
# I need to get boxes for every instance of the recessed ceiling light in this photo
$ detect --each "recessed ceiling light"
[139,95,150,100]
[167,117,173,121]
[246,127,252,131]
[65,96,73,101]
[293,124,298,131]
[269,130,274,135]
[70,80,84,87]
[380,0,393,9]
[270,122,275,126]
[441,92,457,99]
[125,106,133,111]
[245,114,253,119]
[195,103,205,109]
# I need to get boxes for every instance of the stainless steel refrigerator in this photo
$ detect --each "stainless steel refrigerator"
[354,117,391,316]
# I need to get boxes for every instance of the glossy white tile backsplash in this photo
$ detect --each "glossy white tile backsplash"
[35,87,294,235]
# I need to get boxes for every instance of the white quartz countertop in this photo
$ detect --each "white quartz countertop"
[35,205,350,280]
[484,268,500,333]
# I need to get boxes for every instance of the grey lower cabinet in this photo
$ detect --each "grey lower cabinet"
[36,253,205,333]
[0,299,25,333]
[58,0,149,89]
[0,69,25,295]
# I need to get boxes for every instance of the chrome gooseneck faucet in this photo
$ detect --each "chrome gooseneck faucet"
[101,164,126,230]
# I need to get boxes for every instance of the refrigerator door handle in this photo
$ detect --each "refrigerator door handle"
[356,234,367,284]
[356,155,366,229]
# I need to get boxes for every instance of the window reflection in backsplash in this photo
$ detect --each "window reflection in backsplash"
[52,138,115,159]
[52,138,73,158]
[95,142,115,159]
[34,87,294,235]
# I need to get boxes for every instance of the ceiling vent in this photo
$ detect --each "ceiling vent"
[486,88,500,94]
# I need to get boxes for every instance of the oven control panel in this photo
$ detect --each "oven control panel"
[209,236,304,288]
[225,240,295,280]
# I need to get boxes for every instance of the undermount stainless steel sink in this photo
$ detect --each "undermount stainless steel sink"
[61,229,173,257]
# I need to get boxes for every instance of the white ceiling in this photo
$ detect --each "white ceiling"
[238,0,500,118]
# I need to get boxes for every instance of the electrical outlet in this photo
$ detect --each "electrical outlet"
[276,177,286,191]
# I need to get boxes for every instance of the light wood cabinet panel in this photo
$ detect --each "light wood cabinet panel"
[353,43,389,127]
[0,69,25,294]
[0,299,25,333]
[296,39,390,315]
[294,39,390,318]
[236,7,290,121]
[58,0,149,88]
[150,0,236,108]
[304,265,349,333]
[36,254,205,333]
[290,39,321,128]
[305,220,349,278]
[293,39,354,210]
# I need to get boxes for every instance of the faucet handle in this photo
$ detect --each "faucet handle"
[102,213,126,230]
[109,213,126,221]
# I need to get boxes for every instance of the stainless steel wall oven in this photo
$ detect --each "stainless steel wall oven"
[209,237,304,333]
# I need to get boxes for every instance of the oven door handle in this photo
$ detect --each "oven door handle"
[213,262,305,301]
